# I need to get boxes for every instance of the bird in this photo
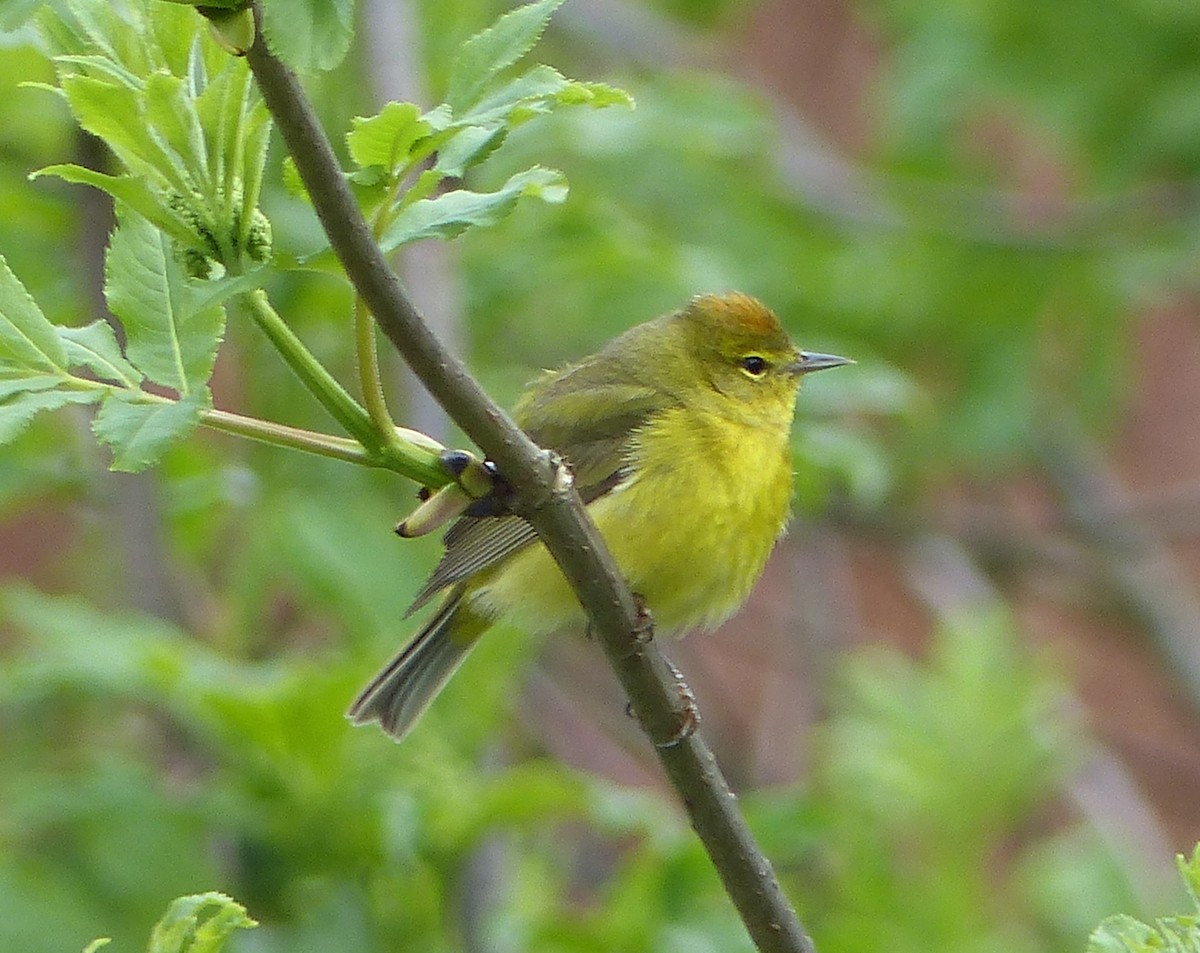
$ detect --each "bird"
[348,292,851,741]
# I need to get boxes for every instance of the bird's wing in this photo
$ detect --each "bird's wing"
[406,374,669,615]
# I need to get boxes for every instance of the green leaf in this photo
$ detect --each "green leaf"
[447,0,566,111]
[435,69,631,177]
[81,939,111,953]
[1087,910,1200,953]
[146,892,257,953]
[0,374,63,400]
[1183,844,1200,907]
[238,106,272,253]
[280,155,307,198]
[31,165,201,249]
[92,391,207,472]
[0,387,99,445]
[0,255,67,374]
[186,268,270,316]
[58,321,140,387]
[144,70,209,186]
[52,54,143,91]
[59,74,193,196]
[346,101,431,173]
[104,212,226,395]
[380,167,568,251]
[259,0,355,74]
[458,64,633,129]
[434,125,508,178]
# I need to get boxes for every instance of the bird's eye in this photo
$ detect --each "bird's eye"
[740,355,768,377]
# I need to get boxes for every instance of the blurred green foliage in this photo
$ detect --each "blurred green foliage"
[0,0,1196,951]
[1086,845,1200,953]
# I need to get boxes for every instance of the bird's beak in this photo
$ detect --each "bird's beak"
[789,351,854,375]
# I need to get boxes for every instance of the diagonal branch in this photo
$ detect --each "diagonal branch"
[243,5,815,952]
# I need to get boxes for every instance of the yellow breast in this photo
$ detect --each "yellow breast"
[469,403,795,635]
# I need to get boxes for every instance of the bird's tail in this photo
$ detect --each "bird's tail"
[347,594,485,741]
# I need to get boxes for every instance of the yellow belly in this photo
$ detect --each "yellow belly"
[467,406,794,635]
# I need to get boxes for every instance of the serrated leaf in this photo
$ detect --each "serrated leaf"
[92,391,206,472]
[460,63,568,125]
[0,375,63,400]
[437,68,632,176]
[144,892,256,953]
[347,101,431,173]
[59,74,192,195]
[145,70,209,185]
[238,106,272,251]
[31,165,201,250]
[104,212,226,395]
[53,54,143,91]
[145,892,257,953]
[279,156,309,201]
[0,255,67,374]
[186,268,270,316]
[434,125,508,178]
[380,167,568,251]
[447,0,566,112]
[459,68,635,130]
[58,321,140,386]
[0,387,99,445]
[1180,844,1200,908]
[260,0,355,74]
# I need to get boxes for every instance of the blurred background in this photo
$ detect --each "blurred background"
[2,0,1200,950]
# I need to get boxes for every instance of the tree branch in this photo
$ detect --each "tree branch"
[243,7,815,952]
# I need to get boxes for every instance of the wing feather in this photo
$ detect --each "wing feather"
[406,350,675,615]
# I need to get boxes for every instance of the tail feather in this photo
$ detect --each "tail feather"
[348,596,476,741]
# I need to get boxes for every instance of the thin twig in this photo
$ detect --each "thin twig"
[243,8,816,952]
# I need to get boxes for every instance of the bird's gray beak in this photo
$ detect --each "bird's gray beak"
[789,351,854,375]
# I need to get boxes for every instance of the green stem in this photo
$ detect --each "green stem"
[199,403,447,484]
[199,403,449,484]
[200,407,376,465]
[61,369,450,484]
[239,288,378,449]
[354,294,397,439]
[239,291,450,482]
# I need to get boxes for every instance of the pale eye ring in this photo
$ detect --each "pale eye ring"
[740,355,768,377]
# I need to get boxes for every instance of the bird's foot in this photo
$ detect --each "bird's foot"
[624,656,700,748]
[631,592,655,644]
[656,657,700,747]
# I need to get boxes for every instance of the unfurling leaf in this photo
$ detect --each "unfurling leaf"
[346,101,431,173]
[143,891,257,953]
[380,167,567,251]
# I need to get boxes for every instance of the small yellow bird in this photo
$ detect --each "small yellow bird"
[349,292,851,740]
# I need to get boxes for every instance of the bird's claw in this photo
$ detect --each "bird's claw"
[631,592,655,644]
[625,656,700,748]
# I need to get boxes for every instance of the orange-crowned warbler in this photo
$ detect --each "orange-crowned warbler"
[349,292,851,740]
